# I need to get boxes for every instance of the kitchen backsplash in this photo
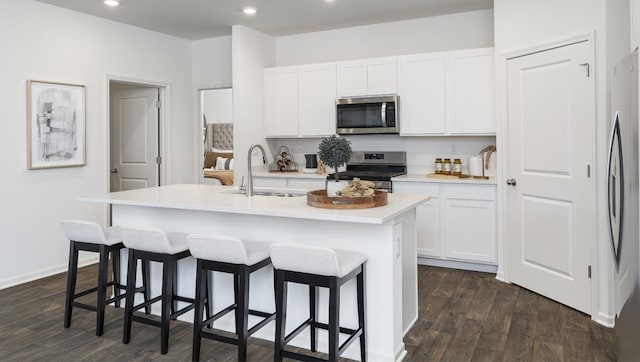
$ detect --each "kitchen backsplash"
[265,135,496,174]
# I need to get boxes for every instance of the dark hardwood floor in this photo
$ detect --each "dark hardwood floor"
[0,264,615,361]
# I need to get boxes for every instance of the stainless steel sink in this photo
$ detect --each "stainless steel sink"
[225,189,307,197]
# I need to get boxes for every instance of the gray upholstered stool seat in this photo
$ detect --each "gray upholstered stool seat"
[187,234,275,362]
[119,227,197,355]
[270,243,368,362]
[61,220,149,336]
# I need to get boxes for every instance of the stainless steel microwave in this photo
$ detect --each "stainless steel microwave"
[336,95,399,135]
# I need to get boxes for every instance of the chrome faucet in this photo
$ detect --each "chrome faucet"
[246,144,267,197]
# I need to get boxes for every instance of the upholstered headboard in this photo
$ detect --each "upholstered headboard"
[205,123,233,151]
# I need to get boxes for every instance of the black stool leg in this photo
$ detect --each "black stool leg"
[309,285,318,352]
[235,267,250,361]
[274,270,287,362]
[192,259,206,362]
[64,241,79,329]
[112,248,122,308]
[123,250,137,344]
[357,267,367,362]
[160,258,173,354]
[171,259,178,315]
[96,245,109,336]
[142,260,152,314]
[205,270,214,327]
[328,277,340,362]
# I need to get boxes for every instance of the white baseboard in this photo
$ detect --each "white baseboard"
[0,255,99,290]
[593,311,615,328]
[417,257,498,274]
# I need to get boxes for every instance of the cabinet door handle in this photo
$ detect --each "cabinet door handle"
[506,178,517,186]
[111,168,118,174]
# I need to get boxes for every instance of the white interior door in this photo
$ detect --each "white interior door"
[505,40,595,314]
[110,85,159,192]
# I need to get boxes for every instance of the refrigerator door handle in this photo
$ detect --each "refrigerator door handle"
[607,112,624,269]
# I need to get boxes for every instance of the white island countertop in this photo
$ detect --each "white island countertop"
[81,184,430,225]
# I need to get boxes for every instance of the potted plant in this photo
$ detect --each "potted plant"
[318,135,352,196]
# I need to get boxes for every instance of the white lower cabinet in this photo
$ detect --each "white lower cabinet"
[253,175,325,190]
[394,181,497,267]
[443,186,496,263]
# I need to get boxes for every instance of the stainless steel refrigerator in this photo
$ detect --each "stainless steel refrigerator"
[609,49,640,361]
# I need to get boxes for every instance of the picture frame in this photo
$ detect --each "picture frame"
[27,80,86,169]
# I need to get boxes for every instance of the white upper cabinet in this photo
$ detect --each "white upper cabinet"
[398,47,496,136]
[398,52,447,135]
[336,61,368,97]
[446,48,496,134]
[298,63,337,137]
[264,66,299,137]
[367,57,397,95]
[337,57,397,97]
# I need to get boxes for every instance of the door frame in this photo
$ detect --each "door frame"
[193,83,232,184]
[497,32,606,323]
[105,74,171,221]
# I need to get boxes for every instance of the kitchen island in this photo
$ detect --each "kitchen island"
[81,184,429,361]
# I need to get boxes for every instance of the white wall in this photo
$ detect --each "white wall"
[191,36,232,88]
[232,26,276,185]
[202,88,233,124]
[275,10,494,66]
[0,0,194,288]
[494,0,631,327]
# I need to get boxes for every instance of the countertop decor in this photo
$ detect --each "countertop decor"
[306,189,388,209]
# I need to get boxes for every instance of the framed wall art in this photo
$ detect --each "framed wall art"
[27,80,86,169]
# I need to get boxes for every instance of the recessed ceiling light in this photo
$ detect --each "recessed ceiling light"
[242,7,257,15]
[104,0,119,6]
[325,0,335,2]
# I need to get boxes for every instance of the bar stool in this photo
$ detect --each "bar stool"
[61,220,150,336]
[119,227,197,355]
[187,234,276,362]
[270,243,367,362]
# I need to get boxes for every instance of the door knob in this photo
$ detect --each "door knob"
[506,178,517,186]
[111,168,118,174]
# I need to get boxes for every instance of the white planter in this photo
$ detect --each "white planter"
[326,180,349,197]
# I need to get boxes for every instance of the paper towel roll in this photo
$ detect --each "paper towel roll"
[469,154,484,176]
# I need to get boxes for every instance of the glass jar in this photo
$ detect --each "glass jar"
[434,158,443,174]
[443,158,452,175]
[453,158,462,176]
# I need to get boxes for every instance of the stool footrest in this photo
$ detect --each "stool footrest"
[199,309,275,342]
[281,350,327,362]
[247,312,275,335]
[284,320,362,354]
[131,314,162,327]
[285,317,313,344]
[72,301,97,312]
[134,295,163,311]
[170,304,195,320]
[205,304,236,326]
[73,286,99,299]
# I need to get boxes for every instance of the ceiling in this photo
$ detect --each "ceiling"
[34,0,493,40]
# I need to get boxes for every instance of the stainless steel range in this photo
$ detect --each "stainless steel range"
[328,151,406,192]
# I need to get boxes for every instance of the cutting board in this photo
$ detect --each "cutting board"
[426,173,488,180]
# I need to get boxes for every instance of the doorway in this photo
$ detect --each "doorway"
[198,87,233,184]
[109,81,162,192]
[504,38,596,314]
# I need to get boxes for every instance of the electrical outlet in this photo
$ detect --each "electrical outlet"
[450,143,456,155]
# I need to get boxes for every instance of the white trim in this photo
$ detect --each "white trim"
[497,32,599,319]
[0,256,98,290]
[105,73,172,192]
[418,257,498,274]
